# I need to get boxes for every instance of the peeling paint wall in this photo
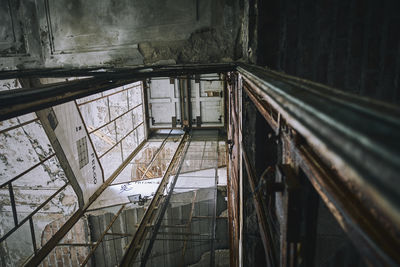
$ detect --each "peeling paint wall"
[0,79,79,266]
[0,77,148,265]
[0,0,242,70]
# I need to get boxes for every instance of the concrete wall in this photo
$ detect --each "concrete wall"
[0,0,242,70]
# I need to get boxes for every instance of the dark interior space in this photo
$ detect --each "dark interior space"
[1,0,400,266]
[252,0,400,104]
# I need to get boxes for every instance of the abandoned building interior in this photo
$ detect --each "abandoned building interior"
[1,0,400,266]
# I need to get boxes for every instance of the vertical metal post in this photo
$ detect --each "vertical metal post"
[186,76,192,128]
[210,138,219,267]
[8,182,18,227]
[29,217,37,254]
[81,204,126,266]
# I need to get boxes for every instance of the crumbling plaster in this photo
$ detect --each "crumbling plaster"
[0,0,243,70]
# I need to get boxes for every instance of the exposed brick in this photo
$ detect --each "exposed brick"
[55,247,63,266]
[42,224,52,245]
[77,247,88,264]
[39,217,90,267]
[62,246,71,266]
[49,252,56,267]
[71,248,79,267]
[39,257,49,267]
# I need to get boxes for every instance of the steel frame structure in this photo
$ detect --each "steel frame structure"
[228,63,400,266]
[0,118,70,259]
[0,63,399,266]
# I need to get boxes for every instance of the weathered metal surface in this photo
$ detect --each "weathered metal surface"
[242,147,277,266]
[238,64,400,265]
[0,64,235,80]
[226,72,240,267]
[120,132,189,266]
[0,78,137,121]
[297,145,399,265]
[0,64,234,121]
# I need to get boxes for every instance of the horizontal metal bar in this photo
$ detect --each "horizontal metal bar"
[147,238,216,242]
[0,117,39,135]
[88,103,142,134]
[99,122,144,159]
[0,78,138,121]
[105,232,133,237]
[57,243,96,247]
[238,64,400,218]
[0,153,56,188]
[192,216,227,219]
[0,63,234,79]
[157,232,208,236]
[239,63,400,265]
[0,64,234,121]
